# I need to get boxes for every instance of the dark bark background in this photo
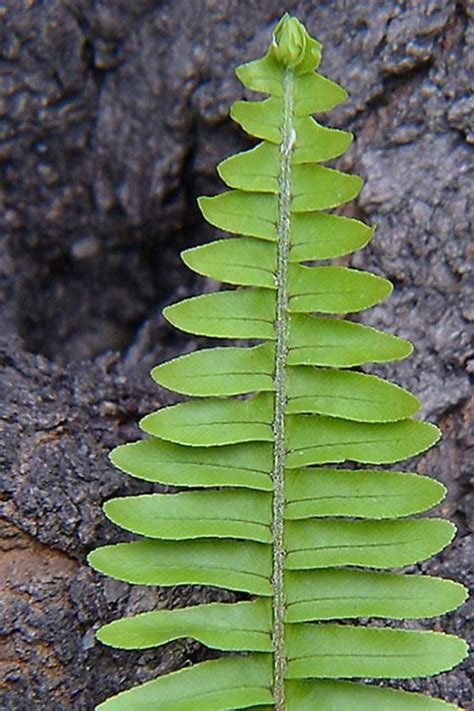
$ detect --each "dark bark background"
[0,1,472,709]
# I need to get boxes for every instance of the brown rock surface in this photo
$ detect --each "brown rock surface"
[1,1,472,708]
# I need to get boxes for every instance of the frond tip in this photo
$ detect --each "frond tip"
[89,12,468,710]
[273,14,316,70]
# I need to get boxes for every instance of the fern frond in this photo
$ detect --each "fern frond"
[89,12,468,710]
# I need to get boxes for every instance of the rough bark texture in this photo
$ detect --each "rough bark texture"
[1,1,472,709]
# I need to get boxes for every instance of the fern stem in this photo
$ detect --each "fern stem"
[271,67,295,710]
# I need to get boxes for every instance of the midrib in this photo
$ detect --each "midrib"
[271,67,295,710]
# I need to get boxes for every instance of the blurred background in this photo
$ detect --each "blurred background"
[1,1,472,708]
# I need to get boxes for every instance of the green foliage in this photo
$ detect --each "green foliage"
[88,13,468,710]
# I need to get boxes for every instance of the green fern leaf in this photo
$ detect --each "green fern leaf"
[288,265,393,313]
[151,344,274,396]
[290,212,374,260]
[164,289,275,339]
[266,679,463,710]
[284,467,445,518]
[284,518,455,568]
[286,367,419,421]
[182,238,277,288]
[288,314,413,366]
[110,438,273,490]
[89,12,468,710]
[198,191,277,241]
[96,656,273,710]
[97,598,272,652]
[140,393,273,446]
[104,490,272,542]
[285,624,466,679]
[285,416,440,466]
[285,569,467,621]
[89,539,272,595]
